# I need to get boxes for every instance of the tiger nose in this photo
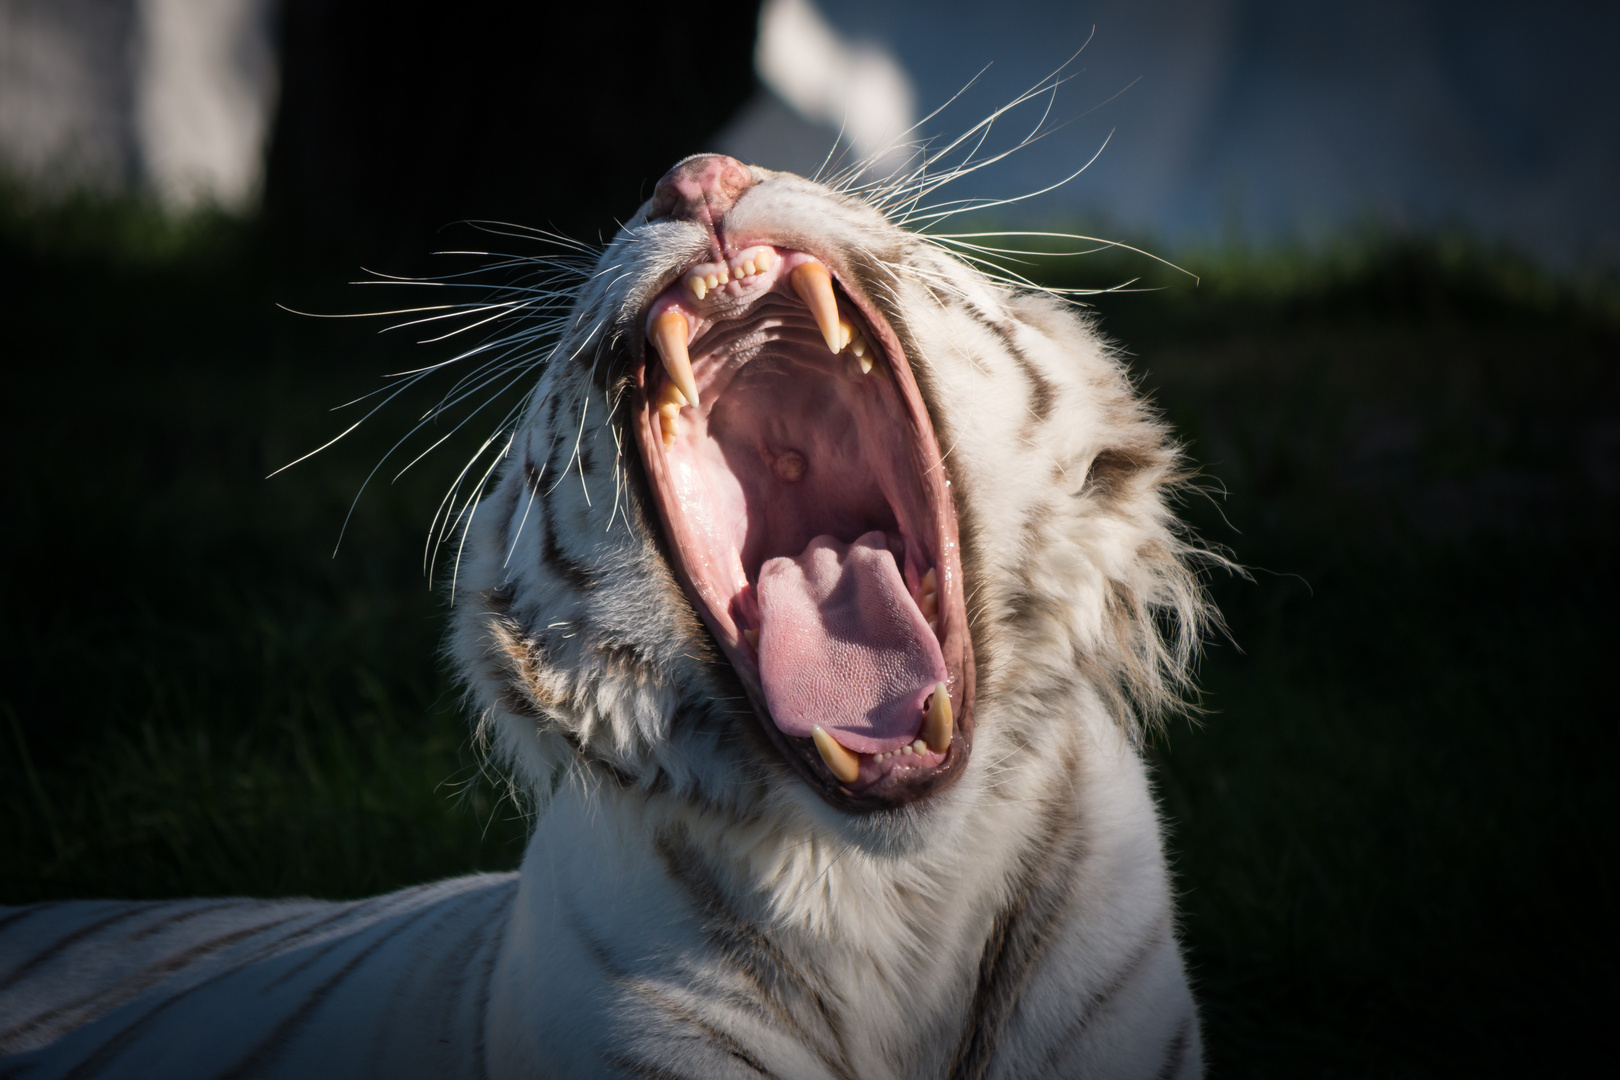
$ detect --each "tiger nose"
[648,154,755,225]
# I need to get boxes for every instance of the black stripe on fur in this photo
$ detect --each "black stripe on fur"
[946,780,1088,1080]
[654,829,857,1080]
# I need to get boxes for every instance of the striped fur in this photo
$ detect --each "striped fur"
[1,160,1208,1078]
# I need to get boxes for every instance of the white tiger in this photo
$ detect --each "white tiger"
[0,151,1211,1078]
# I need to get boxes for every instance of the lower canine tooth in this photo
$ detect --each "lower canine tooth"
[922,681,953,752]
[811,726,861,783]
[789,262,843,354]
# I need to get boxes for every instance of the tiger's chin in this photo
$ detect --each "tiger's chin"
[633,242,974,813]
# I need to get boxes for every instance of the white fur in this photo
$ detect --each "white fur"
[0,163,1209,1079]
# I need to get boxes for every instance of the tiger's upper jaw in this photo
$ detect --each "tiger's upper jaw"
[628,163,975,812]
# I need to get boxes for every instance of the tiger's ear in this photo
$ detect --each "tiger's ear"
[1081,424,1230,734]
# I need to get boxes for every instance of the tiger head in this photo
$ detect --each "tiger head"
[450,154,1207,843]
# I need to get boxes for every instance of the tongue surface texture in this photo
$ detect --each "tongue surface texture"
[756,532,946,754]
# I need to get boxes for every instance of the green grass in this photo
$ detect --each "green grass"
[1,195,1613,1074]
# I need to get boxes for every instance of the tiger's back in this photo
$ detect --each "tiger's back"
[0,876,514,1078]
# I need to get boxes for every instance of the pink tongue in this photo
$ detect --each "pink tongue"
[755,531,946,754]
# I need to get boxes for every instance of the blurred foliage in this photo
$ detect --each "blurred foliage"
[0,189,1614,1074]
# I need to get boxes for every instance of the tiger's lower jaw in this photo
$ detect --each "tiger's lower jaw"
[633,243,975,812]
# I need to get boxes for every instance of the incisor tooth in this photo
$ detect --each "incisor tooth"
[922,681,953,752]
[811,726,861,783]
[651,310,700,410]
[686,275,707,301]
[789,262,843,353]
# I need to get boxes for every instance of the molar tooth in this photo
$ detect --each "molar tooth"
[836,316,855,353]
[919,568,938,616]
[789,262,843,353]
[848,332,874,374]
[656,381,686,447]
[743,628,759,650]
[651,310,700,410]
[811,726,861,783]
[922,681,953,752]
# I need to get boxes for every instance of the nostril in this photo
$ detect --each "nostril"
[648,154,754,224]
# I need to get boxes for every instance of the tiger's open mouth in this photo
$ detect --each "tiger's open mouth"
[634,244,975,811]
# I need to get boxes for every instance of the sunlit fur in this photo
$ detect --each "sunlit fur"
[0,88,1213,1079]
[451,163,1209,1079]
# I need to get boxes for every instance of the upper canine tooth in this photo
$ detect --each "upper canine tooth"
[922,682,953,752]
[811,725,861,783]
[789,262,843,354]
[651,310,700,410]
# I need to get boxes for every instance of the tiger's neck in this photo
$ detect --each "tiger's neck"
[484,693,1180,1078]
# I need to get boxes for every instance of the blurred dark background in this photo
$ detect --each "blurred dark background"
[1,1,1614,1075]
